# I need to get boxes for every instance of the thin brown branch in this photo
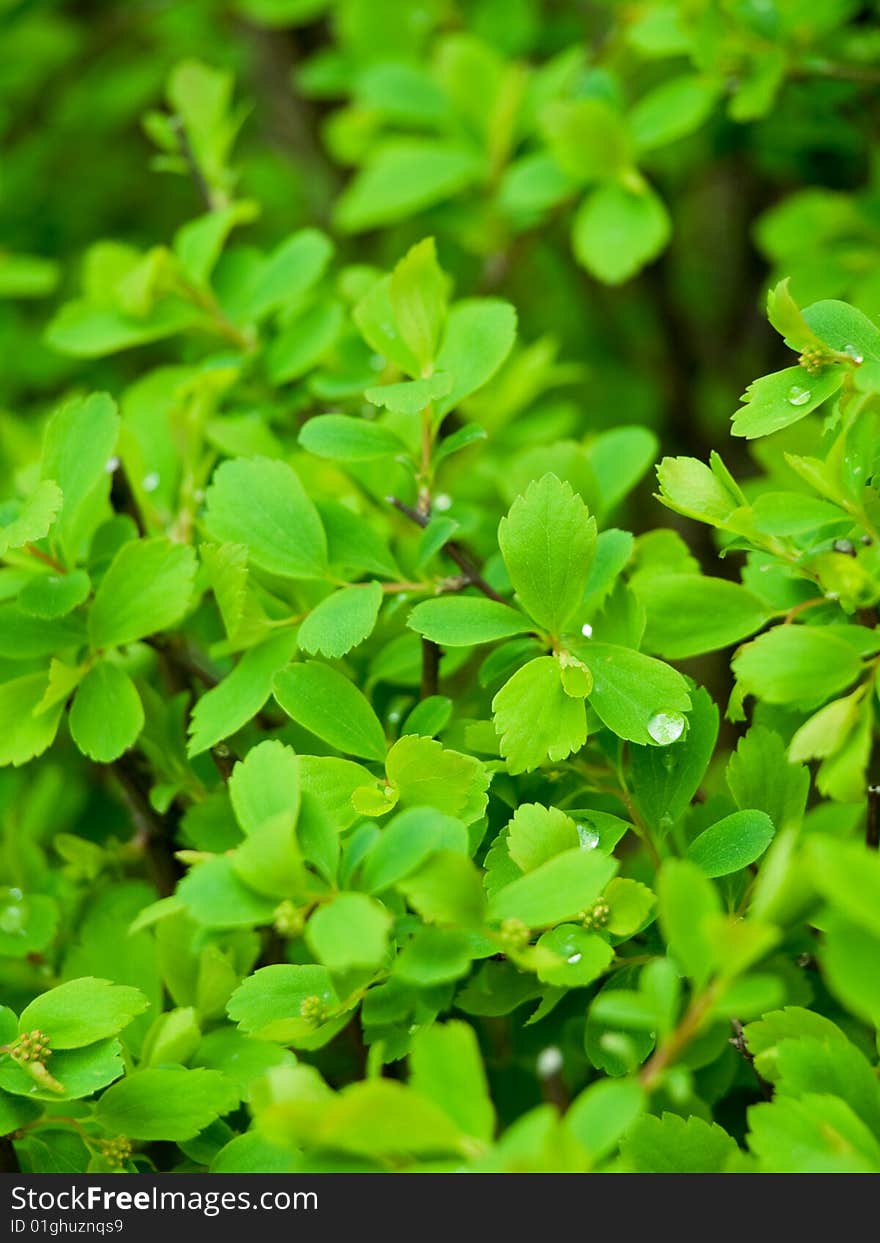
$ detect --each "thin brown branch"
[640,986,718,1091]
[420,639,441,699]
[867,785,880,850]
[387,496,508,604]
[730,1019,773,1100]
[0,1135,20,1172]
[111,754,181,898]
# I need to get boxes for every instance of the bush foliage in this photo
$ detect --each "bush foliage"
[3,0,880,1175]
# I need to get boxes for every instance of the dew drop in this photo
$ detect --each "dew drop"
[567,953,583,965]
[536,1046,564,1078]
[581,623,593,638]
[576,823,600,850]
[844,343,864,364]
[142,471,161,493]
[433,493,452,512]
[787,385,811,406]
[647,711,686,746]
[104,455,120,473]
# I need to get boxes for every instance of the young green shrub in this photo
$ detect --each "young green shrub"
[3,2,880,1177]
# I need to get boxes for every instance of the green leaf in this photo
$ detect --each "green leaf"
[203,457,327,579]
[306,893,392,972]
[299,582,382,659]
[657,860,721,986]
[244,228,333,321]
[747,1094,880,1173]
[96,1068,238,1142]
[766,278,827,352]
[274,661,386,761]
[566,1078,645,1166]
[541,99,630,183]
[577,641,691,745]
[398,851,486,927]
[409,1021,494,1142]
[227,964,339,1042]
[655,455,741,527]
[732,366,844,439]
[506,804,581,872]
[88,537,196,648]
[535,926,614,987]
[820,914,880,1026]
[803,298,880,364]
[314,1079,467,1158]
[733,625,864,710]
[727,725,809,833]
[385,735,489,823]
[335,141,484,232]
[604,878,655,936]
[365,374,453,415]
[187,630,298,756]
[635,574,770,659]
[621,1113,739,1173]
[19,977,149,1049]
[389,237,448,372]
[395,926,473,985]
[18,569,90,619]
[298,415,406,462]
[177,856,278,929]
[0,482,63,557]
[498,473,597,636]
[686,810,775,878]
[229,739,300,836]
[360,807,468,894]
[68,661,144,762]
[408,596,532,647]
[573,182,670,284]
[492,656,587,773]
[805,836,880,937]
[630,75,720,152]
[631,686,719,829]
[488,849,617,928]
[0,671,65,767]
[434,298,517,415]
[41,392,119,562]
[0,1039,124,1102]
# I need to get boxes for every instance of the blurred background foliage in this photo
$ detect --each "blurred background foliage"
[3,0,880,473]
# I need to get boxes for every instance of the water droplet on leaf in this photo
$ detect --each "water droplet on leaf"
[581,623,593,638]
[142,471,161,493]
[647,711,686,746]
[576,823,600,850]
[844,343,864,364]
[787,385,811,406]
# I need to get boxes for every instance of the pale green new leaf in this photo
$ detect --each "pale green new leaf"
[203,457,327,579]
[89,537,196,648]
[408,597,532,647]
[492,656,587,773]
[498,474,596,636]
[273,661,386,761]
[187,630,298,756]
[298,582,382,659]
[69,661,144,762]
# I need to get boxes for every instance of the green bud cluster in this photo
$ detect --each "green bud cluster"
[9,1029,51,1065]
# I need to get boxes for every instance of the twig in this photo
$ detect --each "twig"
[730,1019,773,1100]
[0,1136,20,1172]
[170,116,216,212]
[110,754,181,898]
[420,639,440,699]
[640,986,718,1091]
[387,496,508,604]
[867,785,880,850]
